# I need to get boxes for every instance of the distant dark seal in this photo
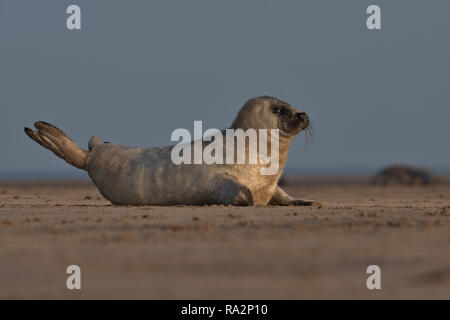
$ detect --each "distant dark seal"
[371,165,436,186]
[24,96,317,206]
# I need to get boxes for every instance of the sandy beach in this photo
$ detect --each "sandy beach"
[0,177,449,299]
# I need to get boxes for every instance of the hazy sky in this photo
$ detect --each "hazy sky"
[1,0,449,178]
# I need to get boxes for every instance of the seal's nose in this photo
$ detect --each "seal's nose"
[295,112,308,123]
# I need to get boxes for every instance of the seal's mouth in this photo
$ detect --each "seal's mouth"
[281,112,310,136]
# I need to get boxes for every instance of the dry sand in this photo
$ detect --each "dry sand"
[0,176,449,299]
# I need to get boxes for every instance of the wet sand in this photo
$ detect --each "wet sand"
[0,177,449,299]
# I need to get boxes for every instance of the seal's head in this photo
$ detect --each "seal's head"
[231,96,310,137]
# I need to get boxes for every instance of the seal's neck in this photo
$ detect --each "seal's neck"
[224,126,293,177]
[277,135,294,170]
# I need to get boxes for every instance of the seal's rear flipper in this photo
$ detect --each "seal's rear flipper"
[24,121,88,170]
[88,136,103,150]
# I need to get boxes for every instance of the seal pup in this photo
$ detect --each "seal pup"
[24,96,316,206]
[371,165,436,186]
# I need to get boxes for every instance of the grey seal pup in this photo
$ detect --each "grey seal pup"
[371,165,436,186]
[24,96,316,206]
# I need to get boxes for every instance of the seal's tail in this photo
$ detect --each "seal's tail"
[24,121,88,170]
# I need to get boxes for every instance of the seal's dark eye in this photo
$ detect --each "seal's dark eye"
[272,106,281,115]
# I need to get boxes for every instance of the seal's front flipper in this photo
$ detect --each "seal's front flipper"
[289,198,316,206]
[269,185,318,206]
[215,176,254,206]
[24,121,88,170]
